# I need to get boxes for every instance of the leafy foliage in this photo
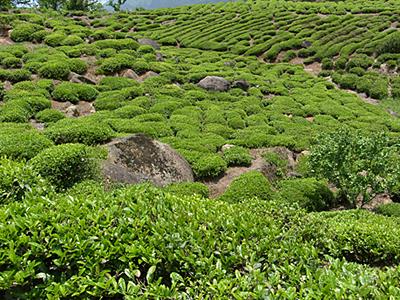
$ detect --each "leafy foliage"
[309,128,400,207]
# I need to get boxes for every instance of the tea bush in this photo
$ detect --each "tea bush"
[38,61,71,80]
[276,178,335,212]
[30,143,103,190]
[222,146,252,167]
[163,182,209,198]
[219,171,273,203]
[35,109,65,124]
[192,153,227,179]
[0,130,53,160]
[375,203,400,217]
[0,158,51,204]
[10,22,43,42]
[52,82,98,103]
[45,118,114,145]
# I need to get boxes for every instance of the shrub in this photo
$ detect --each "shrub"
[377,32,400,55]
[62,35,84,46]
[304,210,400,266]
[0,129,53,160]
[309,128,400,208]
[0,158,51,204]
[263,151,288,178]
[10,23,42,42]
[52,82,98,103]
[44,33,66,47]
[219,171,273,203]
[97,54,133,74]
[276,178,335,212]
[45,118,114,145]
[39,61,71,80]
[99,76,139,90]
[375,203,400,217]
[30,143,103,190]
[2,57,21,68]
[163,182,209,198]
[223,146,252,167]
[68,58,88,74]
[192,154,227,179]
[35,109,65,124]
[94,39,139,50]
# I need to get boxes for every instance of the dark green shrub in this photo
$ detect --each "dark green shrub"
[164,182,209,198]
[375,203,400,217]
[39,61,71,80]
[0,158,51,203]
[219,171,273,203]
[97,54,133,74]
[30,143,103,190]
[223,146,252,167]
[35,109,65,124]
[192,154,227,179]
[276,178,334,212]
[377,32,400,55]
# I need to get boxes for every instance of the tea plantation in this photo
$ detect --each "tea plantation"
[2,0,400,297]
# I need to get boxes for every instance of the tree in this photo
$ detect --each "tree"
[309,127,400,208]
[0,0,32,10]
[107,0,127,11]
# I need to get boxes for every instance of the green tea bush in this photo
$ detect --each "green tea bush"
[219,171,273,203]
[10,22,43,42]
[0,129,53,160]
[375,203,400,217]
[45,118,114,145]
[44,33,67,47]
[68,58,88,74]
[223,146,252,167]
[276,178,335,212]
[35,109,65,124]
[0,158,51,204]
[163,182,209,198]
[97,54,133,74]
[52,82,98,103]
[2,56,21,68]
[94,39,139,50]
[38,61,71,80]
[305,210,400,266]
[192,154,227,179]
[0,69,31,83]
[62,35,84,46]
[99,76,139,90]
[30,143,102,190]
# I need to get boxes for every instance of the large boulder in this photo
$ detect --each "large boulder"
[101,134,194,186]
[198,76,230,92]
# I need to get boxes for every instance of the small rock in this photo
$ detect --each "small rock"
[138,38,160,50]
[101,134,194,187]
[221,144,235,152]
[198,76,230,92]
[138,71,159,82]
[68,72,97,85]
[122,69,139,80]
[232,79,250,91]
[156,52,164,62]
[65,105,79,117]
[302,40,312,48]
